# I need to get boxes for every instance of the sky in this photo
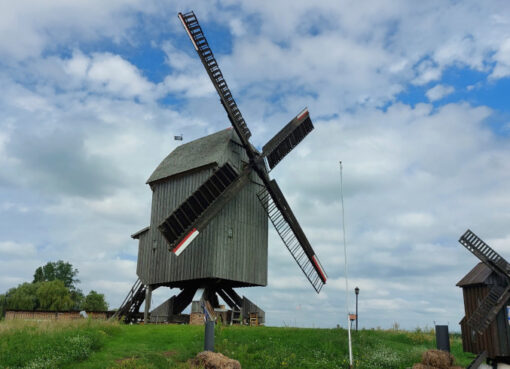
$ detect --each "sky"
[1,0,510,330]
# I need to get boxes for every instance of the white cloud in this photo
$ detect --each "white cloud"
[63,52,156,99]
[0,241,36,258]
[0,0,150,61]
[491,38,510,79]
[426,84,455,101]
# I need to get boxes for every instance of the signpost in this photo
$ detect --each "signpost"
[355,287,359,331]
[339,161,353,368]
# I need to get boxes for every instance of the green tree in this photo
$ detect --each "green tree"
[36,280,73,311]
[0,294,6,318]
[5,283,40,310]
[33,260,79,290]
[81,290,108,311]
[70,289,85,310]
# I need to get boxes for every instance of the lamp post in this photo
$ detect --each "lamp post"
[354,287,359,331]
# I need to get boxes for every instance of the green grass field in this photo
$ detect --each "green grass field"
[0,320,475,369]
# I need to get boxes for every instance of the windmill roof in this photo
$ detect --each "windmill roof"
[131,226,149,239]
[456,262,493,287]
[147,128,240,184]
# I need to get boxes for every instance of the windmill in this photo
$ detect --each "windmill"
[113,11,327,324]
[457,229,510,364]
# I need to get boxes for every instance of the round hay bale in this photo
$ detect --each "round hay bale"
[412,363,440,369]
[191,351,241,369]
[422,350,454,369]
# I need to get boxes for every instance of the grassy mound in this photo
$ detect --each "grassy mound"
[0,321,474,369]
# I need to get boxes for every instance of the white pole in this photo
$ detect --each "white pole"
[339,161,353,367]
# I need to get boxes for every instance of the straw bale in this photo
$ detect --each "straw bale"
[422,350,454,369]
[191,351,241,369]
[412,363,440,369]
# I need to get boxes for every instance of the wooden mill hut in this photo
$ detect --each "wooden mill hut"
[457,262,510,360]
[128,128,267,324]
[137,128,268,288]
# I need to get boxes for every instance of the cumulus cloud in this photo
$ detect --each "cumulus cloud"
[64,52,156,99]
[426,84,455,101]
[491,38,510,79]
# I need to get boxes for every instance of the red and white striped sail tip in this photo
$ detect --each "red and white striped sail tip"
[296,108,309,121]
[172,228,200,256]
[312,255,327,283]
[178,13,198,51]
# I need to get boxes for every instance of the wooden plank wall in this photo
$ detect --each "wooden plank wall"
[5,310,110,321]
[242,296,265,324]
[461,285,504,357]
[137,137,268,287]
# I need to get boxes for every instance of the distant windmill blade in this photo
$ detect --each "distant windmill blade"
[159,163,252,255]
[466,285,510,335]
[459,229,510,279]
[178,11,252,145]
[257,180,327,293]
[262,108,314,170]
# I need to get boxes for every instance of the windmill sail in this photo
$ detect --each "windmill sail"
[467,285,510,335]
[257,181,327,293]
[178,11,252,144]
[159,163,251,254]
[177,10,327,293]
[262,108,314,170]
[459,229,510,279]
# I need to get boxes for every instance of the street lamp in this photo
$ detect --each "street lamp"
[354,287,359,331]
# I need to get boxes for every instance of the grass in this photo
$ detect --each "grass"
[0,320,476,368]
[0,319,120,369]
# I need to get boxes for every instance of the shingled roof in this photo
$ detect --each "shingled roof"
[457,262,494,287]
[147,128,240,184]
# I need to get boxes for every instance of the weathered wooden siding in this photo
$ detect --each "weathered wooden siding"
[242,296,265,324]
[137,229,151,284]
[137,137,268,287]
[461,285,510,358]
[149,297,173,323]
[5,310,112,321]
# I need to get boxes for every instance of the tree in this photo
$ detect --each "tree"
[36,280,73,311]
[5,282,40,311]
[0,294,6,318]
[81,290,108,311]
[70,289,85,310]
[33,260,79,290]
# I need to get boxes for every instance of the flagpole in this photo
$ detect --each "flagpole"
[339,161,353,368]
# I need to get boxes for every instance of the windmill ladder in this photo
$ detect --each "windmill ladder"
[112,278,146,323]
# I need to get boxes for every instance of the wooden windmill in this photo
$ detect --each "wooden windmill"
[457,229,510,365]
[114,11,327,324]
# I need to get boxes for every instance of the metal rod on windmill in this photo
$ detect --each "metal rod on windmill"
[339,161,353,367]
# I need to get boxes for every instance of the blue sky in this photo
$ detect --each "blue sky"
[1,1,510,330]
